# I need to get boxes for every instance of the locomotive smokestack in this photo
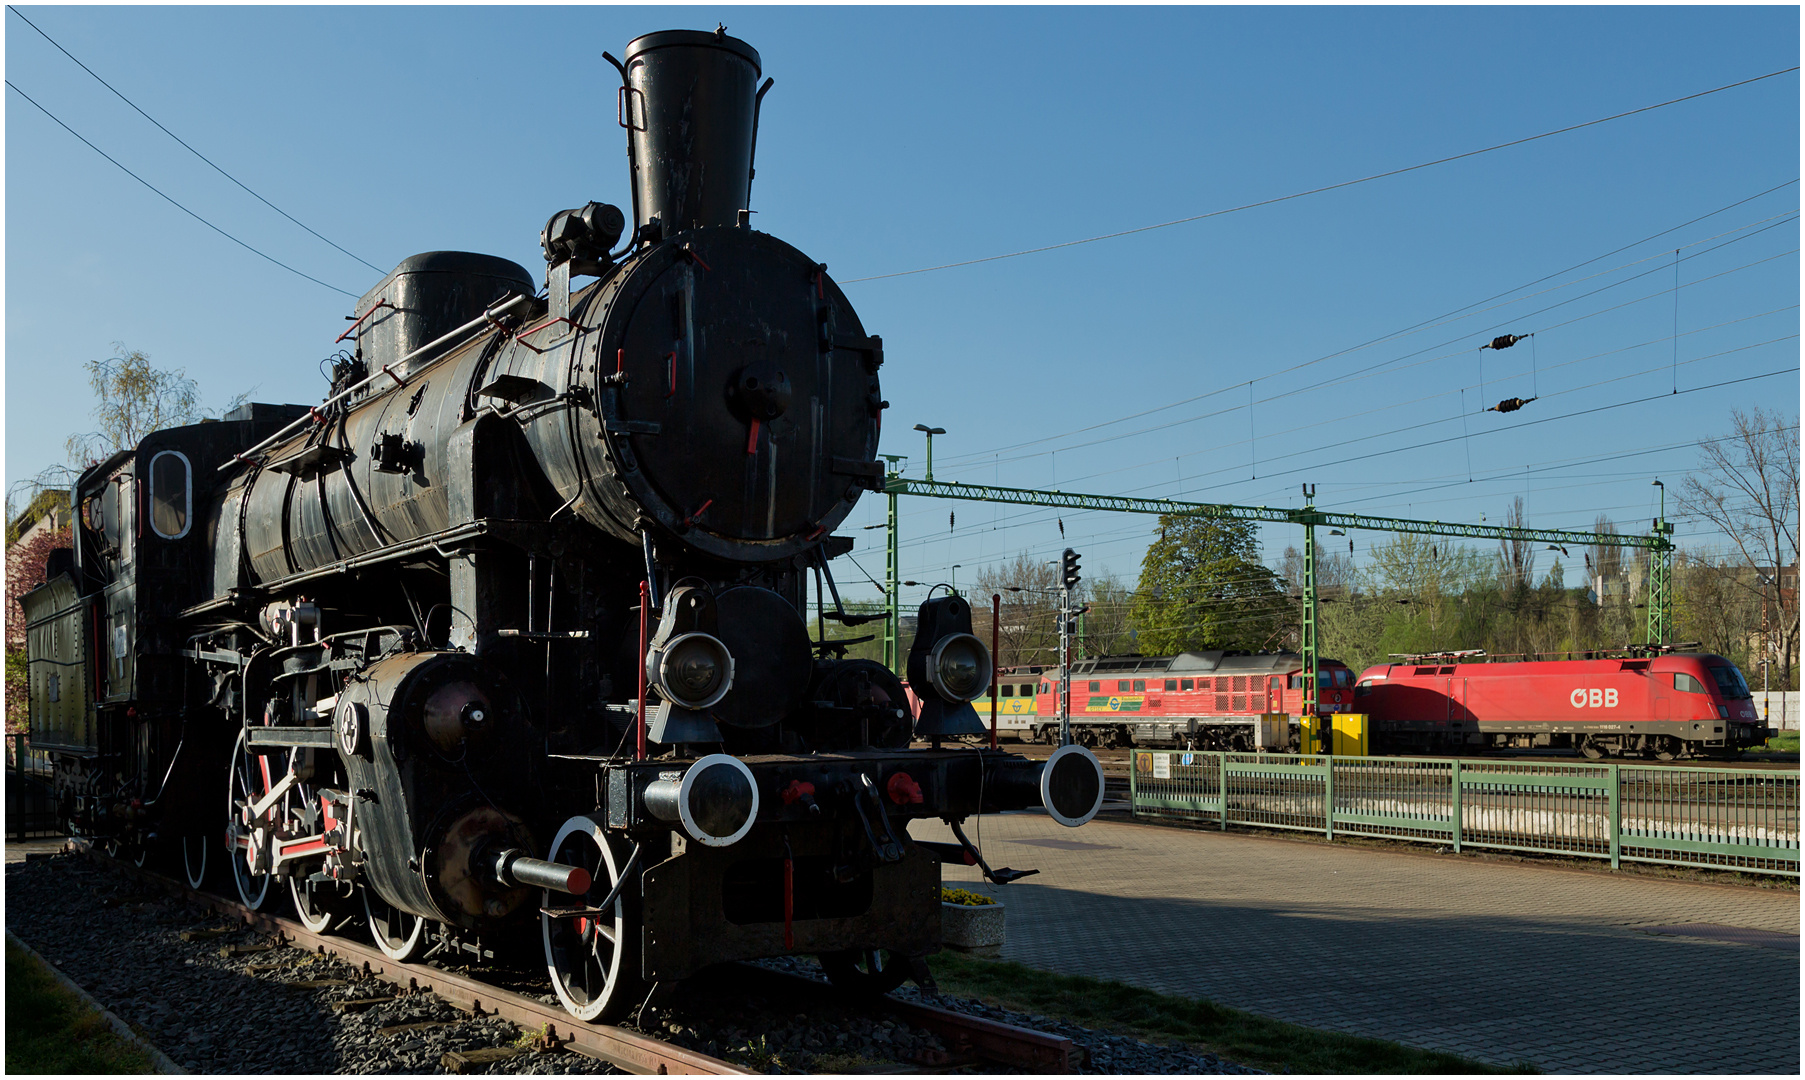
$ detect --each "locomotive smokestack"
[621,29,765,236]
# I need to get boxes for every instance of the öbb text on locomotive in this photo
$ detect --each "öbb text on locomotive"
[20,29,1105,1022]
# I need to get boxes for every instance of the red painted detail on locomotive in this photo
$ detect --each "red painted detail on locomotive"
[886,772,923,805]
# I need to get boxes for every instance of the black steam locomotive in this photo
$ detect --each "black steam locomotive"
[19,28,1104,1021]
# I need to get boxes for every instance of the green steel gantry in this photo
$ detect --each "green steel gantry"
[877,466,1676,718]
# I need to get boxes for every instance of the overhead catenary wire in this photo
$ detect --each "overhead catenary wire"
[5,79,360,299]
[868,192,1796,602]
[910,302,1796,528]
[933,216,1797,485]
[1176,328,1797,485]
[1174,365,1795,497]
[937,224,1797,476]
[1335,426,1800,510]
[948,302,1795,511]
[870,356,1794,577]
[5,5,385,276]
[842,68,1799,284]
[933,193,1799,472]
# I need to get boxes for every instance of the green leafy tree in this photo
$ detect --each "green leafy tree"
[1128,515,1289,654]
[65,346,205,464]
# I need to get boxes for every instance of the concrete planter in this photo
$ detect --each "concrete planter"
[941,901,1004,957]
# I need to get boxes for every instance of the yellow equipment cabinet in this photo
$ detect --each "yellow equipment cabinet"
[1331,713,1369,756]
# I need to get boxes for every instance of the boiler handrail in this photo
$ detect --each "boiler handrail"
[218,293,532,472]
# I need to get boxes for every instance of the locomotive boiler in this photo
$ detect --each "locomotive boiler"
[20,27,1105,1022]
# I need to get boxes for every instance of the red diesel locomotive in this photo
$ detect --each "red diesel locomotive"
[1354,651,1775,759]
[1010,651,1357,750]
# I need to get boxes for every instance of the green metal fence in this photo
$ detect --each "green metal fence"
[1130,750,1800,876]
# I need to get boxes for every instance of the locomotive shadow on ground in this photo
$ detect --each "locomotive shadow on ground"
[955,878,1799,1073]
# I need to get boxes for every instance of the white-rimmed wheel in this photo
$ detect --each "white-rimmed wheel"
[104,836,150,868]
[291,874,354,935]
[226,731,272,909]
[542,815,645,1023]
[181,834,210,889]
[362,887,428,961]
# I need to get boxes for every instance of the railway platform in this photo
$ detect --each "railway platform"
[927,810,1799,1074]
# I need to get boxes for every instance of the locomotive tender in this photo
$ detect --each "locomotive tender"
[20,28,1105,1021]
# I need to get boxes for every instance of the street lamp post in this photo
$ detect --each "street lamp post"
[913,424,945,482]
[1759,572,1775,735]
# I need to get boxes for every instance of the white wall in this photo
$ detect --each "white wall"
[1754,691,1801,731]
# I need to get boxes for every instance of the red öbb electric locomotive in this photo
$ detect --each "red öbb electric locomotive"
[1354,650,1773,759]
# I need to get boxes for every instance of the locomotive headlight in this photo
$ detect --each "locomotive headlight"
[927,633,991,703]
[650,632,734,710]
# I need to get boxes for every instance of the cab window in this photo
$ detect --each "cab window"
[1333,669,1354,687]
[149,451,192,540]
[1706,666,1751,700]
[1674,673,1707,694]
[1355,680,1375,697]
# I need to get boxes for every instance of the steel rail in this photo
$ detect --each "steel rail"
[81,849,743,1075]
[738,965,1078,1073]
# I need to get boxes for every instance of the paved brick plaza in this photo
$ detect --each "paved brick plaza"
[927,811,1799,1074]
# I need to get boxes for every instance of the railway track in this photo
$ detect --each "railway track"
[68,845,1080,1074]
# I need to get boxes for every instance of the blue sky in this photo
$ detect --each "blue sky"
[5,6,1798,607]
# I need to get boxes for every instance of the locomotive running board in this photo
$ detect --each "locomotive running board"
[247,727,338,749]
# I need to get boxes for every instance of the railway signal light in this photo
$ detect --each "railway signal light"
[907,594,992,737]
[1061,548,1081,590]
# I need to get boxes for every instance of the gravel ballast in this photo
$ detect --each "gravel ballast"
[7,852,1259,1073]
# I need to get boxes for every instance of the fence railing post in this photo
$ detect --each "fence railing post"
[1129,749,1138,815]
[1324,754,1335,842]
[1608,762,1621,870]
[1218,751,1228,831]
[1451,758,1462,854]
